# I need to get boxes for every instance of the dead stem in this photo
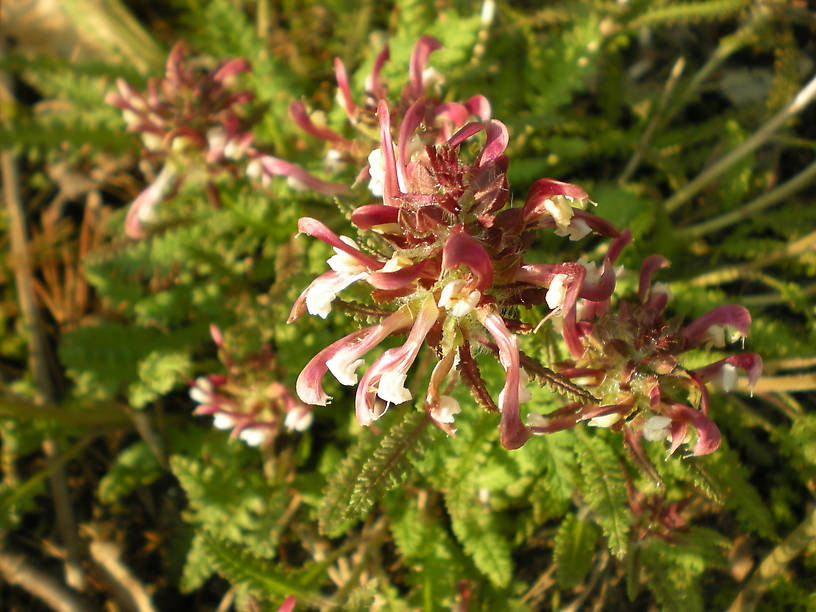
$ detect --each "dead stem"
[687,229,816,287]
[0,548,92,612]
[1,125,85,590]
[738,373,816,394]
[85,524,158,612]
[727,504,816,612]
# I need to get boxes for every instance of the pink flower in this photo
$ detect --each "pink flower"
[190,327,312,447]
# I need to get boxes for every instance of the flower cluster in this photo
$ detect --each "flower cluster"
[527,255,762,459]
[283,37,636,449]
[190,326,312,447]
[107,42,348,239]
[143,35,760,456]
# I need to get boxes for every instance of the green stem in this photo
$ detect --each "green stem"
[678,158,816,239]
[619,56,685,184]
[740,282,816,308]
[687,230,816,287]
[0,395,131,427]
[664,70,816,214]
[0,433,96,520]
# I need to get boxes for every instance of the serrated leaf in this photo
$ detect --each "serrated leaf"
[448,493,513,588]
[179,532,214,593]
[128,350,192,409]
[202,534,326,607]
[97,440,161,504]
[696,446,776,540]
[317,419,382,537]
[574,429,631,558]
[318,408,429,536]
[347,410,430,519]
[554,513,600,589]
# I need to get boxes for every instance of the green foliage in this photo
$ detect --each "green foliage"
[574,429,631,558]
[3,0,816,610]
[201,534,326,608]
[318,407,431,536]
[97,439,162,504]
[554,513,600,589]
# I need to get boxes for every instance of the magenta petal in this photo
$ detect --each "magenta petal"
[448,122,485,149]
[258,156,351,196]
[165,42,186,83]
[668,420,688,456]
[579,229,632,302]
[295,327,376,406]
[465,95,491,120]
[398,99,427,173]
[696,353,763,388]
[681,305,752,347]
[367,45,390,95]
[355,298,438,425]
[212,57,251,82]
[409,35,443,99]
[377,100,401,205]
[579,264,616,302]
[351,204,400,229]
[367,261,426,290]
[124,164,178,239]
[570,210,619,237]
[664,403,721,456]
[289,101,349,144]
[297,217,383,269]
[476,120,509,167]
[524,262,586,358]
[278,596,297,612]
[441,231,494,293]
[481,310,532,450]
[524,178,589,210]
[433,102,469,128]
[639,255,671,303]
[578,404,625,421]
[334,57,356,117]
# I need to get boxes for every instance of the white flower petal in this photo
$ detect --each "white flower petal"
[588,412,621,428]
[431,395,461,424]
[326,352,365,386]
[377,371,412,405]
[238,427,270,447]
[284,408,313,432]
[642,415,672,442]
[546,274,569,310]
[212,412,236,431]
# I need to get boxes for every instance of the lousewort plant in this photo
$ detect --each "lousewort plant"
[277,37,760,453]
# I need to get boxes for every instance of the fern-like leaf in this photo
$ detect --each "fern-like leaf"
[574,429,631,558]
[347,410,430,519]
[318,407,426,536]
[554,513,600,589]
[202,534,327,607]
